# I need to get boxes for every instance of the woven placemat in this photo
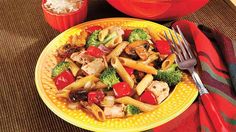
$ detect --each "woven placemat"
[0,0,235,132]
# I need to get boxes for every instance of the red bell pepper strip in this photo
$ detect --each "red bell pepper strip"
[139,90,157,105]
[86,46,104,57]
[53,70,75,90]
[86,26,103,34]
[154,40,171,55]
[112,82,133,98]
[123,29,132,40]
[88,90,105,104]
[124,66,134,75]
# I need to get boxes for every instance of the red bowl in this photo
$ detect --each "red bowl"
[42,0,88,32]
[107,0,208,21]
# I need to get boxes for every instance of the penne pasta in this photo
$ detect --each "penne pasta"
[125,40,148,50]
[65,58,80,76]
[161,53,176,70]
[140,53,159,65]
[102,56,108,68]
[111,57,134,88]
[135,74,153,95]
[59,75,99,94]
[115,96,158,112]
[56,89,71,98]
[119,57,158,75]
[147,27,162,42]
[98,28,109,41]
[106,41,128,62]
[114,36,123,45]
[81,102,105,121]
[64,75,99,91]
[159,54,168,61]
[56,75,99,98]
[94,81,108,89]
[104,26,124,48]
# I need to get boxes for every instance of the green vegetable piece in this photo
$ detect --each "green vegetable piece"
[86,30,101,47]
[103,32,118,45]
[126,105,141,116]
[128,29,151,43]
[154,64,182,86]
[100,67,120,88]
[51,61,70,78]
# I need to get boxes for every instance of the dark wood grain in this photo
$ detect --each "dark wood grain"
[0,0,235,132]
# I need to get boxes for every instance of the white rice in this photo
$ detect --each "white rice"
[44,0,83,14]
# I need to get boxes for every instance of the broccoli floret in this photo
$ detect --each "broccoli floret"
[51,61,70,78]
[86,30,101,47]
[126,105,141,116]
[128,29,151,43]
[154,64,182,86]
[100,67,120,87]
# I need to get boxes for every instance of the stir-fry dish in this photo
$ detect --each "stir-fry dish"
[52,25,183,121]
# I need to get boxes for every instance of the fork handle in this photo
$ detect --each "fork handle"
[191,71,228,131]
[201,94,228,131]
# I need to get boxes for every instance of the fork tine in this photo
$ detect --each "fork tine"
[163,31,174,52]
[176,25,195,59]
[168,29,185,61]
[163,31,180,63]
[166,30,179,53]
[164,30,181,61]
[171,27,189,60]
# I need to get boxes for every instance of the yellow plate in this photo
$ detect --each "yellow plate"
[35,18,198,132]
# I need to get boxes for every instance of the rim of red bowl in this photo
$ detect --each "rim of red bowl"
[41,0,87,16]
[107,0,170,4]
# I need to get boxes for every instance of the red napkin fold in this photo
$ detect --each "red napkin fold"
[151,20,236,132]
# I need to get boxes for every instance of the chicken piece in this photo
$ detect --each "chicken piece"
[147,81,169,104]
[108,26,124,36]
[81,58,105,75]
[70,51,94,65]
[104,104,125,118]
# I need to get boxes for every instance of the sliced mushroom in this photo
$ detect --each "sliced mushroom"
[125,40,147,55]
[57,44,81,59]
[125,40,150,60]
[135,46,149,60]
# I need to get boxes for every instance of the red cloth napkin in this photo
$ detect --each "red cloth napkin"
[151,20,236,132]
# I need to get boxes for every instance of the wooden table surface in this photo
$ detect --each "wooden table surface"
[0,0,235,132]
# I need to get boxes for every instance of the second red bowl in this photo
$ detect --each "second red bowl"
[42,0,88,32]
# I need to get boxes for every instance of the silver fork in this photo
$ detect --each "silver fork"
[164,26,228,131]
